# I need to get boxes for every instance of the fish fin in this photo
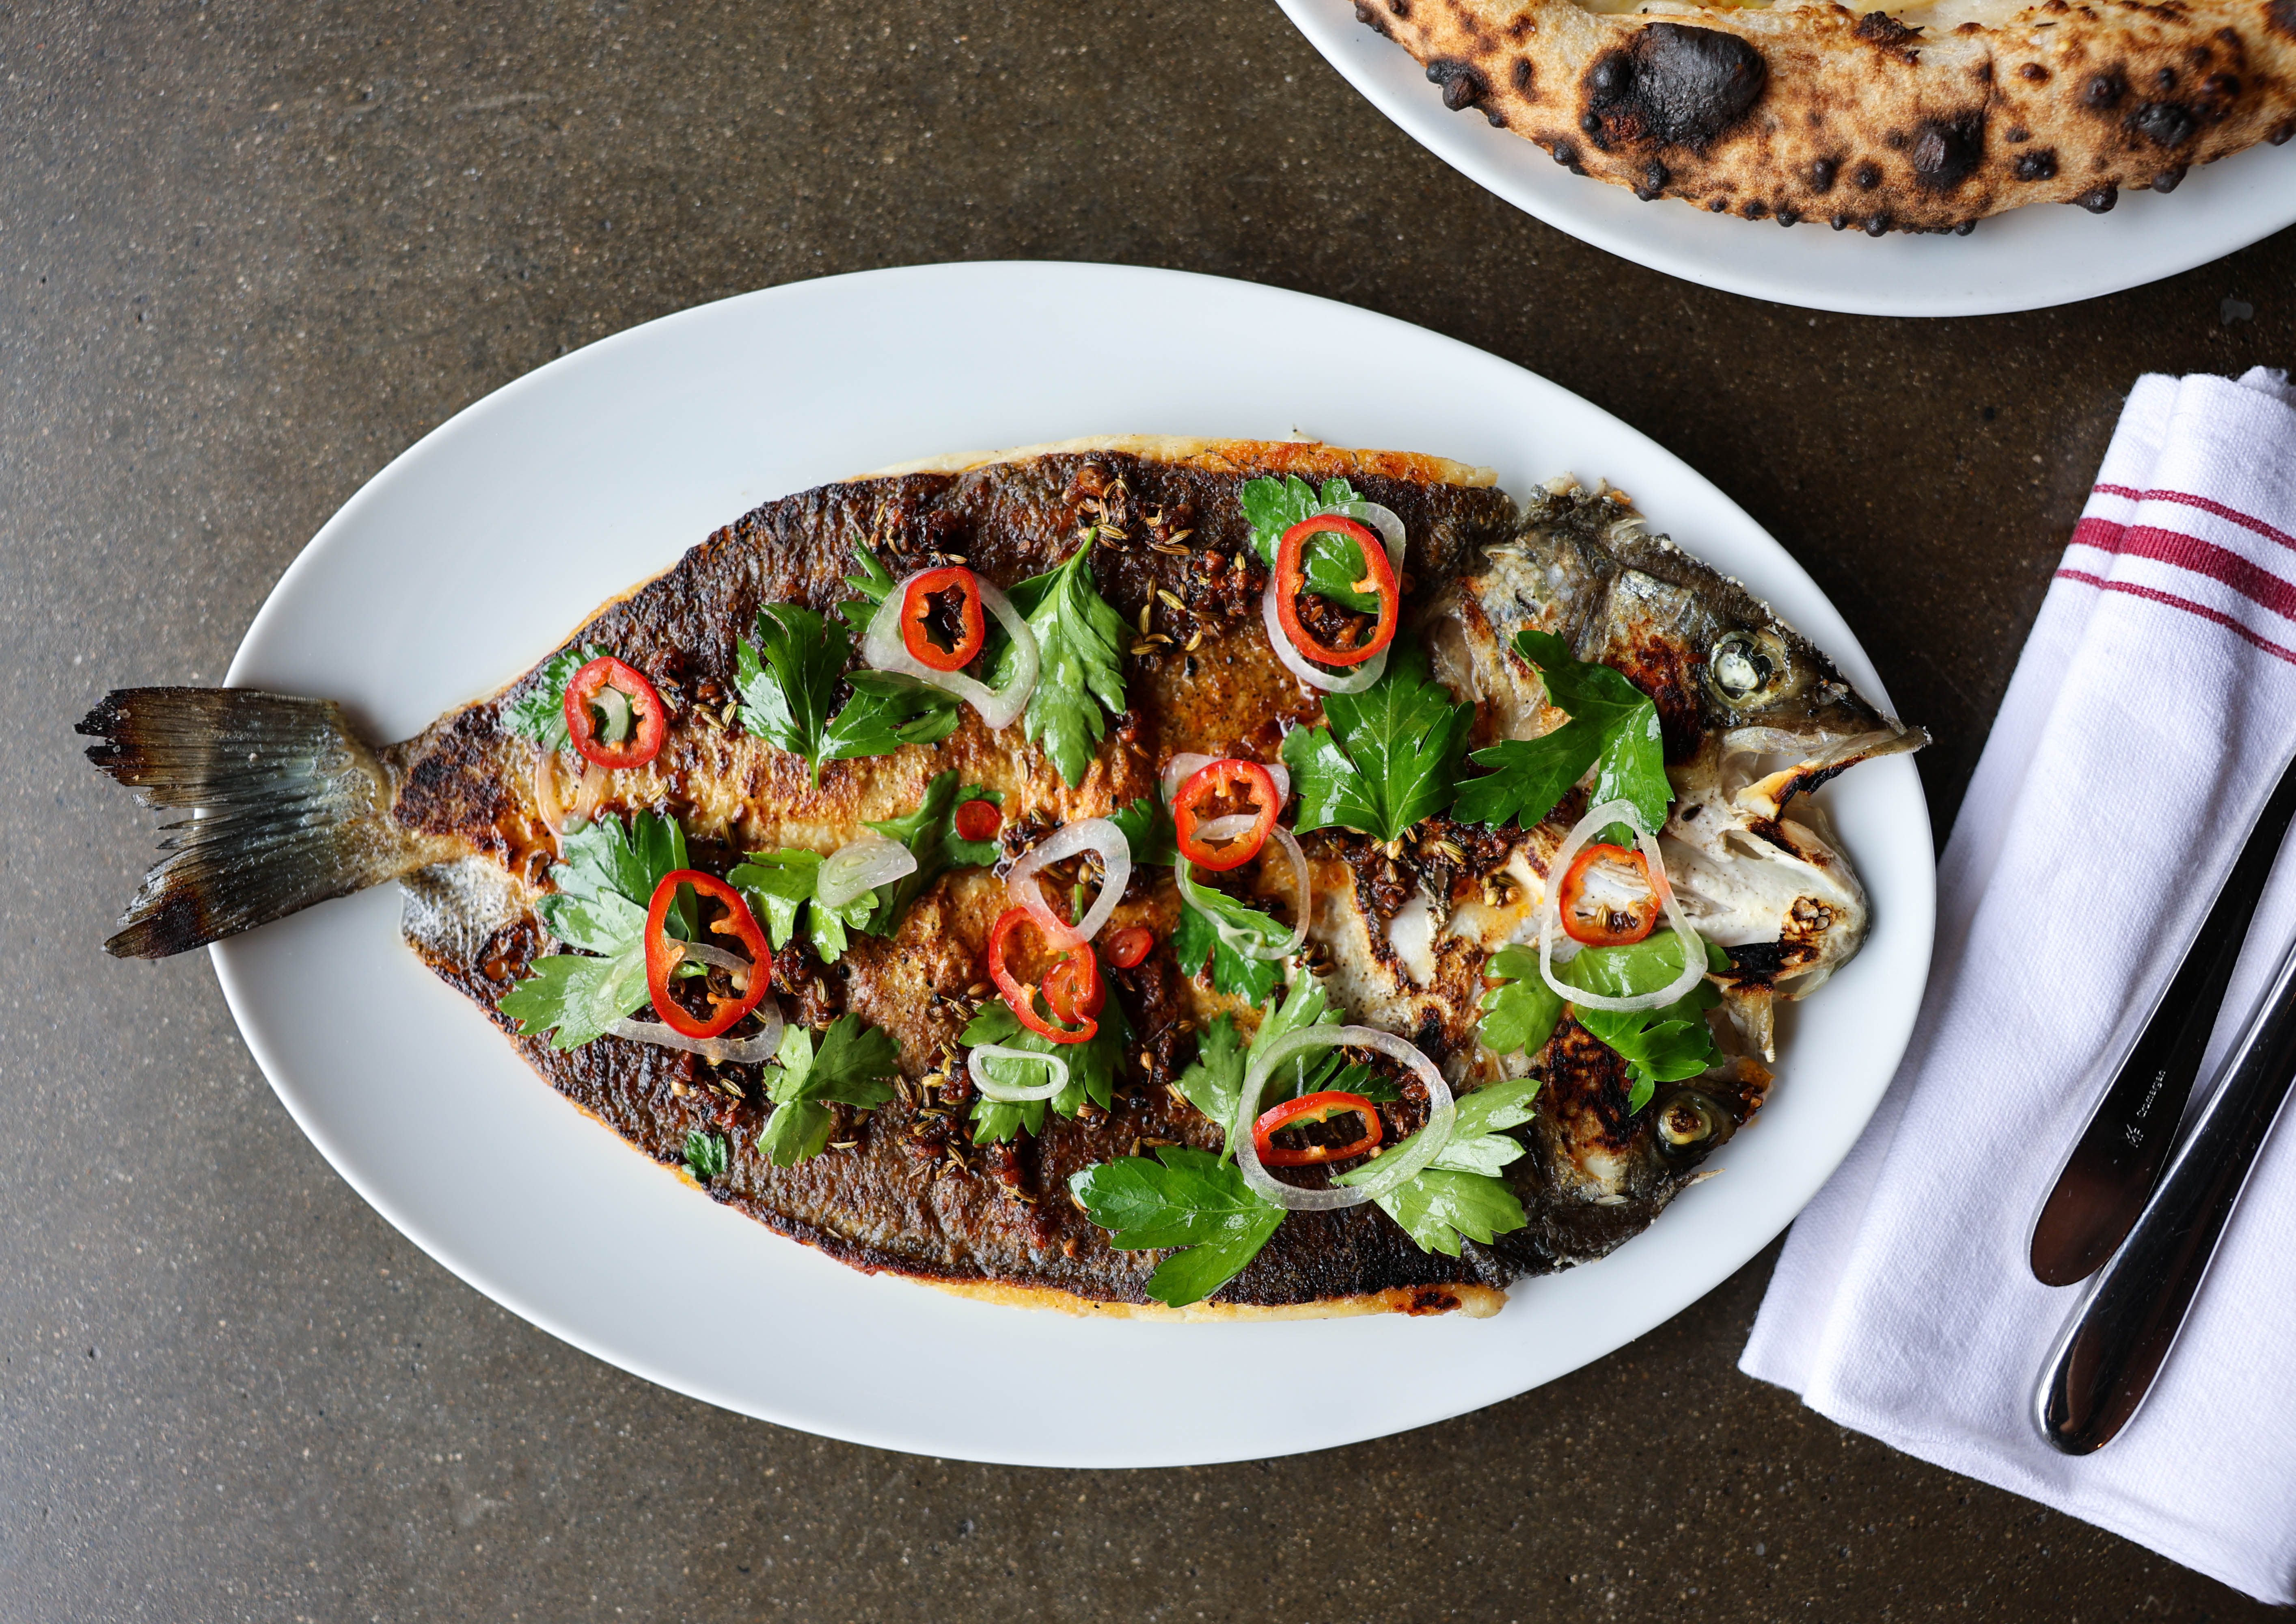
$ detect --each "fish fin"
[80,688,427,958]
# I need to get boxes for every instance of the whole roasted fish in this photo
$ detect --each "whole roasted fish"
[83,438,1923,1317]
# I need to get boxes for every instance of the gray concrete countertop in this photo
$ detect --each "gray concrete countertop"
[6,2,2291,1618]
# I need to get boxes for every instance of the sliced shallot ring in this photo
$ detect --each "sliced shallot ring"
[968,1043,1072,1103]
[1159,752,1290,810]
[1258,501,1407,694]
[609,994,785,1065]
[1006,817,1132,946]
[1174,820,1310,962]
[816,832,917,908]
[570,759,609,826]
[1234,1025,1455,1211]
[862,570,1039,729]
[1536,798,1711,1013]
[532,745,568,846]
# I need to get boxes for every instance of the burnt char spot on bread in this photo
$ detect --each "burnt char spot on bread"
[1912,113,1986,189]
[1581,24,1767,154]
[1427,56,1490,109]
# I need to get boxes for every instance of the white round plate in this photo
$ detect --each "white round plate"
[214,261,1933,1467]
[1279,0,2296,316]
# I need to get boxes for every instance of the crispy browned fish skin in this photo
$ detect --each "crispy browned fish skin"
[1353,0,2296,233]
[391,445,1525,1317]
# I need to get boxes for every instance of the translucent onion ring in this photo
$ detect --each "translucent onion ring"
[1258,501,1407,695]
[1536,798,1711,1013]
[1159,752,1290,811]
[816,831,918,908]
[1233,1024,1456,1211]
[968,1043,1072,1103]
[1006,817,1132,946]
[609,993,785,1065]
[570,759,609,827]
[1174,818,1310,962]
[862,570,1039,730]
[532,744,569,844]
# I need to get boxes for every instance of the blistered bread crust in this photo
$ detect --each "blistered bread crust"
[1352,0,2296,231]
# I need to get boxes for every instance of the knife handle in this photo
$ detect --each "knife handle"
[2032,927,2296,1454]
[2028,751,2296,1286]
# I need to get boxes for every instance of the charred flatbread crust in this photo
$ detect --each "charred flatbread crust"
[1349,0,2296,231]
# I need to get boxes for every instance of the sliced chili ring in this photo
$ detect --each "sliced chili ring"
[954,796,1002,844]
[1102,925,1154,970]
[1042,946,1106,1027]
[643,869,773,1040]
[899,565,987,673]
[564,655,670,769]
[985,905,1098,1045]
[1556,842,1662,947]
[1274,515,1399,669]
[1252,1090,1384,1168]
[1171,759,1280,872]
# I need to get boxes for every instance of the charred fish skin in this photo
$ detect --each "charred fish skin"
[80,443,1921,1320]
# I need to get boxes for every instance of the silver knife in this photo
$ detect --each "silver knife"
[2032,921,2296,1453]
[2028,752,2296,1287]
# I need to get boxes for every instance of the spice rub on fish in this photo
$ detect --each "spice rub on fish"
[83,436,1923,1318]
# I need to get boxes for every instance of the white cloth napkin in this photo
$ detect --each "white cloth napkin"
[1741,366,2296,1605]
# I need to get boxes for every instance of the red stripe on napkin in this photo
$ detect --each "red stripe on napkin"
[2054,568,2296,666]
[2090,484,2296,557]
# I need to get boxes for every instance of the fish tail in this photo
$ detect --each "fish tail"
[79,687,423,959]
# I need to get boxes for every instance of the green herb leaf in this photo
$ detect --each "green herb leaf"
[497,811,694,1050]
[1452,630,1670,833]
[1239,474,1378,613]
[1282,641,1473,843]
[736,604,849,782]
[1334,1076,1540,1255]
[997,539,1126,788]
[757,1015,902,1167]
[819,670,965,762]
[1477,944,1566,1058]
[836,540,899,636]
[1172,888,1284,1003]
[683,1129,729,1182]
[856,772,1001,936]
[500,645,601,754]
[1249,973,1392,1111]
[1069,1146,1285,1308]
[1554,930,1722,1114]
[1172,1013,1247,1139]
[963,996,1131,1144]
[725,849,876,965]
[1109,794,1178,868]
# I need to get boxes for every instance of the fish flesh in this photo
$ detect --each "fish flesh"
[82,438,1923,1317]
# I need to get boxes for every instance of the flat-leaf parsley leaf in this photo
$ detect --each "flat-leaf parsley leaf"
[1452,629,1669,835]
[757,1015,902,1167]
[1282,641,1473,843]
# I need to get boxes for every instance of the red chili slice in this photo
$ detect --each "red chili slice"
[563,655,670,770]
[1171,759,1280,872]
[1102,925,1154,970]
[1273,515,1398,669]
[954,797,1002,844]
[1042,947,1106,1027]
[985,905,1098,1045]
[1556,842,1662,947]
[900,565,987,673]
[643,870,773,1040]
[1252,1090,1384,1168]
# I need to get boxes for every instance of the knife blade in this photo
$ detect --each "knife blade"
[2032,921,2296,1453]
[2028,751,2296,1287]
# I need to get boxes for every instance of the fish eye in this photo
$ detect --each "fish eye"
[1707,631,1785,707]
[1653,1088,1726,1158]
